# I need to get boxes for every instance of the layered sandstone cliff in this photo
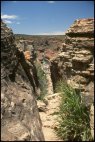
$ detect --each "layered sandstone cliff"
[1,21,44,141]
[50,18,94,102]
[50,18,94,139]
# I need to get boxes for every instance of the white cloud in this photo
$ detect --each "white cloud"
[1,14,21,25]
[47,1,55,4]
[3,20,13,24]
[3,20,20,25]
[1,14,18,20]
[37,31,65,35]
[16,22,20,24]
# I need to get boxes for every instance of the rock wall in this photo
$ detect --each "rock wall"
[50,18,94,102]
[16,39,40,95]
[65,19,94,104]
[41,60,54,95]
[50,18,94,138]
[17,40,36,61]
[1,21,44,141]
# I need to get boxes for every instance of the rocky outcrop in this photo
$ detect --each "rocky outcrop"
[51,18,94,97]
[17,40,36,61]
[1,21,44,141]
[66,18,94,37]
[65,19,94,99]
[50,18,94,138]
[16,39,40,95]
[41,59,54,95]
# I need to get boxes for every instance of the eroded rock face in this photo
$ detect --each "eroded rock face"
[50,18,94,138]
[1,21,44,141]
[66,18,94,36]
[17,40,36,61]
[51,18,94,95]
[41,60,54,95]
[65,19,94,97]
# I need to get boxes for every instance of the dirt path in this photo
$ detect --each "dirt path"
[37,93,63,141]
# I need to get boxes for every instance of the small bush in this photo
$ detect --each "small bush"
[55,80,93,141]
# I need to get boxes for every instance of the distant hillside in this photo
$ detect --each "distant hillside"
[15,34,66,50]
[15,34,65,41]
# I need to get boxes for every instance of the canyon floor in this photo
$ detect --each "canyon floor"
[37,93,63,141]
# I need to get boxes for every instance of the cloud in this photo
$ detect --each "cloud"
[1,14,18,20]
[1,14,21,25]
[3,20,20,25]
[47,1,55,4]
[37,31,65,35]
[3,20,13,24]
[16,22,20,24]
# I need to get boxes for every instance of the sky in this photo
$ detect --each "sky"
[1,1,94,35]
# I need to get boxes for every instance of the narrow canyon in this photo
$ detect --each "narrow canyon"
[1,18,94,141]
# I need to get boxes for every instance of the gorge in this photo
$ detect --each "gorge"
[1,18,94,141]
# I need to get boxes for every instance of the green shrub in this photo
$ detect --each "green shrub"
[35,61,47,100]
[55,80,93,141]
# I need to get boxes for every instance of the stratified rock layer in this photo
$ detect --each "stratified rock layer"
[66,18,94,36]
[50,18,94,138]
[1,21,44,141]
